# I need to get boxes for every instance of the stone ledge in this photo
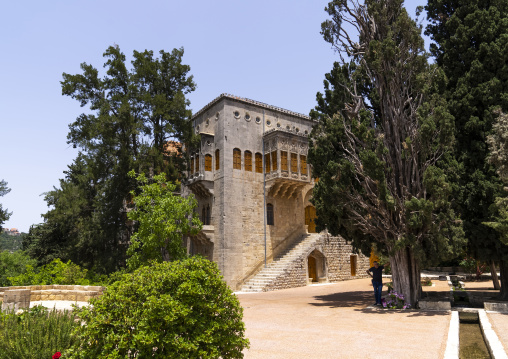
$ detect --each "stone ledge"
[0,285,105,303]
[484,301,508,313]
[419,300,451,311]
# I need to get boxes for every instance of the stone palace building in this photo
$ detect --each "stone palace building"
[182,94,371,291]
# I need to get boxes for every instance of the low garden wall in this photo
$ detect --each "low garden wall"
[0,285,105,303]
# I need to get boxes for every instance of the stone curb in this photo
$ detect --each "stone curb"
[444,311,459,359]
[479,309,508,359]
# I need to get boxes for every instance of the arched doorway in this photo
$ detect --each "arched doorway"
[305,205,317,233]
[307,249,327,284]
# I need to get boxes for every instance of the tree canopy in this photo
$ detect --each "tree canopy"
[425,0,508,299]
[24,46,197,273]
[126,171,202,270]
[0,180,12,231]
[309,0,464,305]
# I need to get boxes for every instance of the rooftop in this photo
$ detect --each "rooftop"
[192,93,314,122]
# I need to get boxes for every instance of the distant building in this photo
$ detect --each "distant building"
[182,94,371,291]
[2,228,21,236]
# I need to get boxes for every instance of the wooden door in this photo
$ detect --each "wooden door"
[308,256,317,282]
[305,206,317,233]
[350,255,357,276]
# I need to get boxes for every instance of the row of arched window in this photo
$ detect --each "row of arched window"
[189,149,307,175]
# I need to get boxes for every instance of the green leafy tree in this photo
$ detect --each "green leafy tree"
[8,258,90,286]
[24,45,197,273]
[0,180,12,231]
[126,171,202,270]
[309,0,464,305]
[0,250,36,287]
[66,257,249,359]
[425,0,508,299]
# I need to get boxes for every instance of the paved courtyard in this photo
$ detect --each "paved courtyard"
[237,278,452,359]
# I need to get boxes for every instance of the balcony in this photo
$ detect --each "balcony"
[263,129,313,199]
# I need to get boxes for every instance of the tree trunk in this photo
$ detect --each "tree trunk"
[389,246,421,307]
[498,258,508,301]
[490,260,501,290]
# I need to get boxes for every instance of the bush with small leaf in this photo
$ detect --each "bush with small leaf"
[0,305,78,359]
[8,258,90,286]
[67,256,249,358]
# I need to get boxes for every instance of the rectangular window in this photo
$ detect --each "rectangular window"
[271,151,277,171]
[233,149,241,170]
[265,153,271,173]
[190,157,194,174]
[300,155,307,175]
[215,149,220,170]
[205,154,212,171]
[195,155,199,173]
[291,153,298,173]
[245,151,252,171]
[281,151,288,171]
[255,153,263,173]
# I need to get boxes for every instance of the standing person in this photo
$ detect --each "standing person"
[367,261,389,306]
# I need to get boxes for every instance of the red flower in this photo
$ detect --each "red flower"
[52,352,61,359]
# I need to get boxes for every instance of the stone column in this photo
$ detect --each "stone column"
[1,289,31,312]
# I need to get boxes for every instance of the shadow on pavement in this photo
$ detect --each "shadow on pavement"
[310,290,372,308]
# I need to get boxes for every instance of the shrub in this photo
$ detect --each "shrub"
[8,258,90,286]
[381,291,411,310]
[67,256,249,358]
[0,305,78,359]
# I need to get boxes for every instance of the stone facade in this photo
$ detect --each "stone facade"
[183,94,371,290]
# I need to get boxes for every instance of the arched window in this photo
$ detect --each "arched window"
[202,207,206,224]
[205,154,212,171]
[271,151,277,171]
[267,203,274,226]
[255,153,263,173]
[215,149,220,170]
[195,155,199,173]
[291,153,298,173]
[244,151,252,171]
[281,151,288,171]
[233,148,241,170]
[265,153,271,173]
[300,155,307,175]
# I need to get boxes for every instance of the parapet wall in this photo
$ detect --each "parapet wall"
[0,285,105,303]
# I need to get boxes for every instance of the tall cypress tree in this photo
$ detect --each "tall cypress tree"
[309,0,464,306]
[425,0,508,299]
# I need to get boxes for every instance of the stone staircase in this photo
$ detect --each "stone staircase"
[240,233,322,292]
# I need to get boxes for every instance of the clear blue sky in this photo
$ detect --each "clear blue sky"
[0,0,427,233]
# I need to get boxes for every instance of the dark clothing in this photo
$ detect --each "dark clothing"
[368,265,384,282]
[372,280,383,304]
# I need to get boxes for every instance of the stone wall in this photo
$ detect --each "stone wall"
[264,235,370,291]
[0,285,105,303]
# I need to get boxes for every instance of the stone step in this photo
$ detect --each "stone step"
[240,233,322,292]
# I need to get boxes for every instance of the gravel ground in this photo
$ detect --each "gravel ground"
[237,278,451,359]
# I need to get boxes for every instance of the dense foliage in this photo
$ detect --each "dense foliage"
[0,180,11,231]
[309,0,464,305]
[67,257,249,359]
[23,45,198,273]
[0,306,78,359]
[126,171,202,270]
[8,258,92,286]
[425,0,508,299]
[0,231,23,252]
[0,250,36,287]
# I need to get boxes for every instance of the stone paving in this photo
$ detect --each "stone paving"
[237,278,451,359]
